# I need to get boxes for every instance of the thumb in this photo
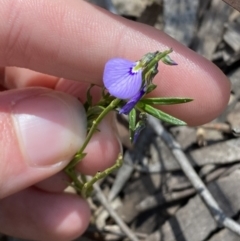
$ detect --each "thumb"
[0,87,86,198]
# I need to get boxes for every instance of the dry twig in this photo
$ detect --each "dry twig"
[223,0,240,12]
[201,122,232,133]
[148,116,240,236]
[93,182,140,241]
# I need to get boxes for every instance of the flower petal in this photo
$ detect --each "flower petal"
[119,88,146,114]
[103,58,142,99]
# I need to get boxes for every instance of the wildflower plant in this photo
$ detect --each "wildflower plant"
[64,48,192,198]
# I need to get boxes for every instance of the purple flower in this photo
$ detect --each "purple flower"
[103,58,142,99]
[103,50,177,115]
[103,58,144,114]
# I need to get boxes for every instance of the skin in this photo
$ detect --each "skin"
[0,0,230,240]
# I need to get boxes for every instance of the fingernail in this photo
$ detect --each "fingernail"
[12,90,86,167]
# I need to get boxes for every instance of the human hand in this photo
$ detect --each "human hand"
[0,1,230,241]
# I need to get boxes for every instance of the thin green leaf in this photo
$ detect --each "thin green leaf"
[139,97,193,105]
[128,108,136,142]
[87,84,94,105]
[133,113,147,142]
[146,84,157,94]
[67,152,87,169]
[75,152,87,161]
[161,54,177,65]
[86,106,105,131]
[101,87,111,99]
[137,103,186,125]
[84,84,94,111]
[87,106,105,118]
[83,101,89,112]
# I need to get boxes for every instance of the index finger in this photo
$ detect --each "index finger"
[0,0,230,125]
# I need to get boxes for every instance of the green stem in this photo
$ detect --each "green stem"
[82,153,123,198]
[66,98,121,169]
[65,168,83,191]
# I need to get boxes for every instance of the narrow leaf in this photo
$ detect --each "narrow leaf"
[68,152,87,169]
[129,108,136,142]
[161,54,178,65]
[137,103,186,125]
[87,84,94,106]
[133,113,147,143]
[87,106,105,118]
[75,152,87,161]
[87,106,105,131]
[101,87,111,99]
[140,97,193,105]
[146,84,157,94]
